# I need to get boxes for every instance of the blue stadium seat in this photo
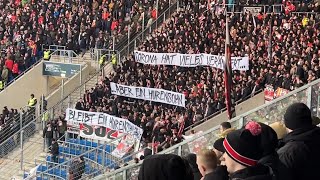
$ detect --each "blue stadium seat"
[36,165,66,179]
[46,156,66,163]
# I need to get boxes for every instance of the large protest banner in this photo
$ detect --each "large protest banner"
[110,82,186,107]
[134,50,249,71]
[65,108,143,140]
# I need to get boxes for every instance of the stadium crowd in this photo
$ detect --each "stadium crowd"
[75,1,320,150]
[0,0,168,89]
[139,103,320,180]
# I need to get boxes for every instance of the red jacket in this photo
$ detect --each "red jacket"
[5,59,14,71]
[12,63,19,74]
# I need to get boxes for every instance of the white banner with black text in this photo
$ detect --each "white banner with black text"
[65,108,143,140]
[110,82,186,107]
[134,50,249,71]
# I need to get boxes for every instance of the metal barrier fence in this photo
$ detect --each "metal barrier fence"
[100,73,320,180]
[25,133,127,180]
[114,0,176,58]
[118,0,179,62]
[49,50,79,63]
[184,89,263,132]
[0,58,110,170]
[42,45,66,52]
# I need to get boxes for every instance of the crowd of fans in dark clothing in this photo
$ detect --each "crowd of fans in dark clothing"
[139,103,320,180]
[0,106,36,144]
[75,0,320,150]
[0,0,168,88]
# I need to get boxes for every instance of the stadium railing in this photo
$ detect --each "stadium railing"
[0,60,106,168]
[184,89,263,132]
[118,0,179,62]
[25,133,146,180]
[98,74,320,180]
[114,0,176,55]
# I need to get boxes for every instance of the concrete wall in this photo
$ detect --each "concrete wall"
[186,92,265,134]
[0,61,47,110]
[46,63,91,109]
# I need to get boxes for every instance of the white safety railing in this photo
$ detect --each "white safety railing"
[99,75,320,180]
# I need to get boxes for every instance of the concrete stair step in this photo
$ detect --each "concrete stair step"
[0,131,44,179]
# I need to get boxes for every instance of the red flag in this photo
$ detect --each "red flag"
[224,15,235,119]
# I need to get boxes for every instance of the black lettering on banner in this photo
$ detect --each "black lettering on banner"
[84,112,95,122]
[231,58,241,69]
[161,54,177,65]
[135,51,157,64]
[109,117,120,131]
[194,54,203,66]
[97,114,104,125]
[77,111,83,122]
[148,89,155,100]
[68,109,75,120]
[135,87,145,98]
[163,91,171,103]
[118,120,124,132]
[154,90,161,101]
[159,91,165,101]
[82,124,93,136]
[114,84,134,96]
[207,55,224,69]
[95,126,106,138]
[179,54,192,66]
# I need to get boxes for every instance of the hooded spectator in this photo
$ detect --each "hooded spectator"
[138,154,194,180]
[278,103,320,180]
[222,122,274,180]
[255,122,291,180]
[184,153,202,180]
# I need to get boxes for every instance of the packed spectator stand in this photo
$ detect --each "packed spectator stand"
[0,0,320,179]
[0,0,169,90]
[0,0,172,152]
[75,0,320,151]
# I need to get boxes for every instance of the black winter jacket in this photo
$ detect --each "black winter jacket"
[43,126,53,138]
[229,164,274,180]
[277,126,320,180]
[258,152,292,180]
[51,142,59,156]
[203,166,228,180]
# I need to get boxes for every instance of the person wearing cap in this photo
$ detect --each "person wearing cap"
[213,138,225,165]
[277,103,320,180]
[138,154,194,180]
[256,122,291,180]
[196,149,228,180]
[222,121,274,180]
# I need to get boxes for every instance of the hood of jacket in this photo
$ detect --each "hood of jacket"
[283,126,320,144]
[229,164,274,180]
[219,128,236,138]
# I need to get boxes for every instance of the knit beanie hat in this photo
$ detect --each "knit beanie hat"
[258,122,278,157]
[223,121,263,167]
[213,138,225,153]
[284,103,312,130]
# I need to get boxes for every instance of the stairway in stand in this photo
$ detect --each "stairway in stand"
[0,131,47,180]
